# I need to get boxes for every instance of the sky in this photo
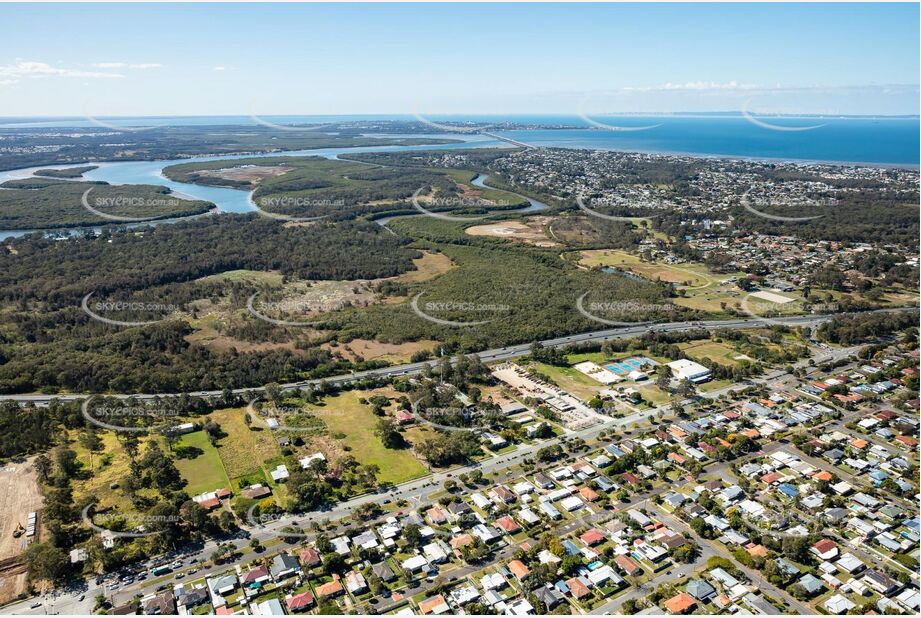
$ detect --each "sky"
[0,2,918,117]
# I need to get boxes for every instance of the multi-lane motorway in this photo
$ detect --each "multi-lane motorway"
[0,313,844,404]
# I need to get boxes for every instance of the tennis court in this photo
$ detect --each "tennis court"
[605,356,658,376]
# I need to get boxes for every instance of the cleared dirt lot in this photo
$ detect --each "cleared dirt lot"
[0,457,43,604]
[465,217,558,247]
[0,458,43,560]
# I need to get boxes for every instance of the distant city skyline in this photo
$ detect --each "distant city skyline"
[0,2,918,117]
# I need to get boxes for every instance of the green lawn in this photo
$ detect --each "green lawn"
[310,391,428,485]
[174,430,232,496]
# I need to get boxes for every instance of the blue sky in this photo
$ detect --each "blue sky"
[0,2,918,117]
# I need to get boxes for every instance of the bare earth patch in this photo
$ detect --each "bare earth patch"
[0,458,44,603]
[324,339,440,363]
[465,217,558,247]
[198,164,293,184]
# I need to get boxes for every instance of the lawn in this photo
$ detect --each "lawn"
[679,340,744,367]
[207,408,282,484]
[308,390,428,485]
[531,362,601,400]
[173,430,232,496]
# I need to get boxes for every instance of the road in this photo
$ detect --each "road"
[0,313,860,404]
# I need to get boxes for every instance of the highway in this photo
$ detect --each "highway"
[0,313,846,404]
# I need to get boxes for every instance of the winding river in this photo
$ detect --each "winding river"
[0,133,533,240]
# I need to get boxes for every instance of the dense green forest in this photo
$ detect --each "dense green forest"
[0,178,213,229]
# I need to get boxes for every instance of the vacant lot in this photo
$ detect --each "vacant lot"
[208,408,282,484]
[465,217,558,247]
[174,430,232,496]
[306,391,428,485]
[0,458,43,560]
[579,249,724,289]
[679,340,744,367]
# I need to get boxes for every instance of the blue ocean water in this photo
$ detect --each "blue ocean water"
[1,114,917,166]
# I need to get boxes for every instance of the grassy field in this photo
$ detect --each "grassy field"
[208,408,282,486]
[70,432,159,513]
[530,361,602,400]
[579,249,735,289]
[173,430,232,496]
[679,340,745,367]
[306,390,428,484]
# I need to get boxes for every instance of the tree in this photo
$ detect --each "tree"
[375,417,406,449]
[33,454,52,483]
[656,365,673,390]
[23,542,69,583]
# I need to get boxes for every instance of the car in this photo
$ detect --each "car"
[175,573,185,579]
[30,603,42,609]
[78,595,85,602]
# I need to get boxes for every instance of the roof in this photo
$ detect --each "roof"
[286,591,315,611]
[664,592,697,614]
[419,594,450,615]
[315,579,344,597]
[508,559,530,579]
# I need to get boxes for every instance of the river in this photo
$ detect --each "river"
[0,134,510,240]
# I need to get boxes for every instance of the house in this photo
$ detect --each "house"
[365,561,393,583]
[270,553,301,580]
[402,555,429,573]
[270,464,289,482]
[797,574,825,597]
[141,590,175,615]
[426,505,448,525]
[686,579,716,601]
[811,539,839,561]
[345,570,368,594]
[614,554,642,576]
[419,594,450,615]
[254,598,286,615]
[423,541,449,563]
[508,559,530,580]
[495,515,521,534]
[285,591,315,612]
[177,588,209,610]
[314,577,344,598]
[450,584,480,607]
[824,594,856,614]
[241,484,272,500]
[241,565,271,588]
[664,592,697,614]
[533,584,565,609]
[579,529,605,546]
[566,577,592,600]
[862,569,901,596]
[298,547,322,568]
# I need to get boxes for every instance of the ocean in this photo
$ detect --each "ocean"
[1,114,917,167]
